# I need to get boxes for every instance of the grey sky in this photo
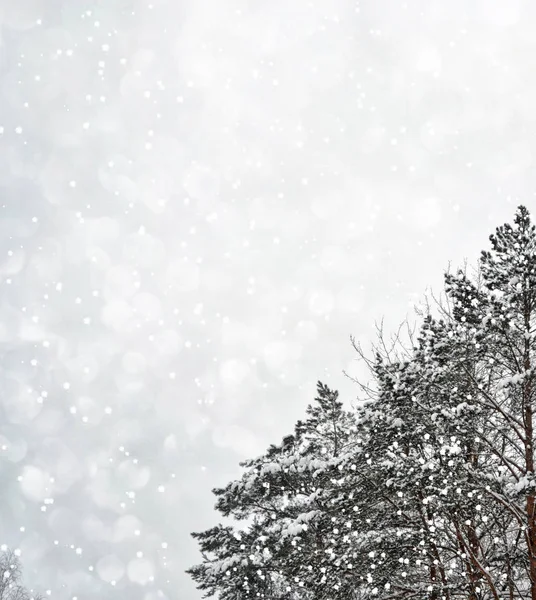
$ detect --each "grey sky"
[0,0,532,598]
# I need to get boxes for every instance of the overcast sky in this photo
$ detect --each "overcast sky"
[0,0,533,598]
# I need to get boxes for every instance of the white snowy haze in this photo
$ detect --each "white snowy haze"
[0,0,534,598]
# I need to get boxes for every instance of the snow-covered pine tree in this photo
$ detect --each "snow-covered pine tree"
[340,354,432,597]
[406,312,506,599]
[349,206,536,598]
[188,382,360,599]
[343,324,477,599]
[188,205,536,600]
[439,205,536,598]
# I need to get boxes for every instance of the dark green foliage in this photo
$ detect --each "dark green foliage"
[188,206,536,600]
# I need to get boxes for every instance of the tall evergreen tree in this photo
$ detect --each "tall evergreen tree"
[188,382,359,599]
[188,205,536,600]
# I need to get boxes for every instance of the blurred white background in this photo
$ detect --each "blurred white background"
[0,0,533,598]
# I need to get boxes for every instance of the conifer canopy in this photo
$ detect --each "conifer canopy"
[187,206,536,600]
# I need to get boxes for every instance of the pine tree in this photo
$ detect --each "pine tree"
[187,205,536,600]
[189,382,359,599]
[440,205,536,598]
